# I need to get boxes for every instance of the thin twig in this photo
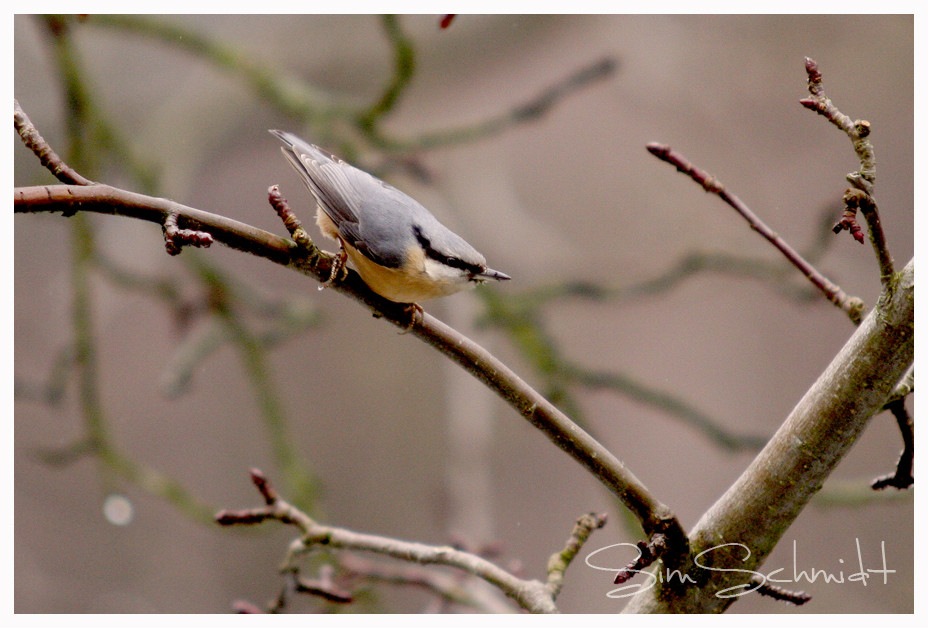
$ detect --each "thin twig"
[563,364,768,451]
[291,567,354,604]
[841,189,895,285]
[356,14,415,140]
[14,99,92,185]
[646,142,864,324]
[870,399,914,490]
[162,212,214,255]
[799,57,875,191]
[403,56,618,151]
[750,576,811,606]
[14,345,76,405]
[268,184,314,250]
[612,533,668,584]
[800,57,894,286]
[339,554,511,612]
[479,290,766,453]
[85,14,347,123]
[545,512,608,598]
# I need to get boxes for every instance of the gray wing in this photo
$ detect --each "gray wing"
[271,130,494,274]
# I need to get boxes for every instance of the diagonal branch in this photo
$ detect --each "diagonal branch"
[646,142,864,324]
[15,105,688,562]
[14,100,92,186]
[623,258,913,613]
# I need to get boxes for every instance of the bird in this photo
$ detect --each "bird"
[271,130,510,306]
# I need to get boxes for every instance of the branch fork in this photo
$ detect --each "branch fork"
[216,469,608,613]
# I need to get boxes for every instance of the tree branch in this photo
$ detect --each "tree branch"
[15,104,687,561]
[14,99,92,185]
[800,57,895,287]
[622,258,913,613]
[646,142,865,324]
[217,469,607,613]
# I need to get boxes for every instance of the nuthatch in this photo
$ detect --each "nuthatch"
[271,130,510,304]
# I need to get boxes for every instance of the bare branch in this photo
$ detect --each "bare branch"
[268,184,314,250]
[356,15,416,138]
[839,189,895,285]
[799,57,876,191]
[545,512,608,598]
[15,106,687,564]
[646,142,865,324]
[800,58,895,286]
[401,56,618,151]
[216,469,605,613]
[14,98,93,186]
[751,576,811,606]
[84,14,347,124]
[623,259,913,613]
[291,567,354,604]
[870,399,914,491]
[339,554,512,612]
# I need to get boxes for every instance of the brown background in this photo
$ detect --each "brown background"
[14,15,913,613]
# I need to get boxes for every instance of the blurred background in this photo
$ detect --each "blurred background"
[14,14,913,613]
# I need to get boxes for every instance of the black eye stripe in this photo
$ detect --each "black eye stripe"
[412,225,484,275]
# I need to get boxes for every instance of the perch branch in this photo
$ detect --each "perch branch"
[15,104,687,561]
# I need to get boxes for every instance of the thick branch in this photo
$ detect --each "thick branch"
[622,259,913,613]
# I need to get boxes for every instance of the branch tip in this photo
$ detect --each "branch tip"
[752,576,812,606]
[249,467,277,504]
[613,533,668,584]
[804,56,823,92]
[545,512,608,598]
[14,99,94,186]
[268,185,313,250]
